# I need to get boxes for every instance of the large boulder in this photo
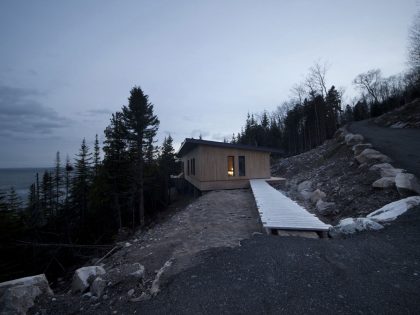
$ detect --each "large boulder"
[310,189,326,204]
[367,196,420,222]
[345,133,364,146]
[0,274,53,315]
[369,163,393,171]
[352,143,372,156]
[372,177,395,189]
[395,173,420,196]
[329,218,383,237]
[297,180,312,192]
[72,266,106,293]
[369,163,404,177]
[316,200,336,215]
[90,277,106,297]
[297,180,313,200]
[355,149,392,165]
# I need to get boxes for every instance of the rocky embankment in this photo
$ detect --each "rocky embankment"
[373,98,420,129]
[272,126,420,236]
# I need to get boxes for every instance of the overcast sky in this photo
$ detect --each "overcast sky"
[0,0,417,167]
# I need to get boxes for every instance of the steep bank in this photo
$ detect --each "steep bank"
[271,135,401,225]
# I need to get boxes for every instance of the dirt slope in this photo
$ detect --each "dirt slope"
[271,138,400,225]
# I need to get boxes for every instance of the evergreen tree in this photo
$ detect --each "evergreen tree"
[0,189,8,212]
[54,151,62,214]
[7,186,23,213]
[144,134,157,165]
[122,86,159,227]
[158,135,177,205]
[71,138,93,225]
[41,170,53,219]
[93,134,101,176]
[27,183,40,226]
[103,111,131,230]
[325,86,341,138]
[64,155,73,206]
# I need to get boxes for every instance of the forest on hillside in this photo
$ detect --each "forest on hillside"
[232,62,419,155]
[0,87,181,282]
[232,13,420,154]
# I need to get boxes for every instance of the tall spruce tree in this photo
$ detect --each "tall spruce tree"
[41,171,53,219]
[158,135,176,205]
[64,155,73,206]
[122,87,159,227]
[93,134,101,176]
[103,112,129,230]
[72,138,93,225]
[7,186,22,213]
[54,151,62,214]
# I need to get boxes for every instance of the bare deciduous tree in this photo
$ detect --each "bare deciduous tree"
[408,11,420,75]
[308,61,330,98]
[352,69,382,104]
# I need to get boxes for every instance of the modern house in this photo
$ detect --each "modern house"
[177,138,283,191]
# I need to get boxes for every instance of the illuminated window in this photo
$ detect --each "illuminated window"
[239,156,245,176]
[227,156,235,176]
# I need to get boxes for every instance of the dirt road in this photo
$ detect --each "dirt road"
[349,120,420,178]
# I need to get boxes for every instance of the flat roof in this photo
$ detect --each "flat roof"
[177,138,284,157]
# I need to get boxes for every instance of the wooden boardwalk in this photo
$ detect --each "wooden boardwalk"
[250,179,331,235]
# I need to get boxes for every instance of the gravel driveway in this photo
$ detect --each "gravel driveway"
[137,206,420,314]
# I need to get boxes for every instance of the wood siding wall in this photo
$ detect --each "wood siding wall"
[182,145,271,191]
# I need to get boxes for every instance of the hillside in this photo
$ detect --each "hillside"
[271,134,401,225]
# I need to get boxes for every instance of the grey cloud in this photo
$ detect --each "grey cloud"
[82,108,113,116]
[0,85,72,137]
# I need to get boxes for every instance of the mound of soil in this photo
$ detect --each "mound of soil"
[272,138,400,225]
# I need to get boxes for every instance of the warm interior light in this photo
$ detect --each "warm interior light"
[228,156,235,176]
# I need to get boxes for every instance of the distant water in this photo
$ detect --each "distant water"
[0,168,53,201]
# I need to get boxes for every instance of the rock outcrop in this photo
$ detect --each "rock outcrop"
[310,189,326,204]
[297,180,313,200]
[367,196,420,222]
[352,143,372,155]
[344,133,364,146]
[355,148,392,165]
[372,177,395,189]
[72,266,106,293]
[316,200,336,215]
[395,173,420,196]
[330,196,420,237]
[329,218,383,237]
[0,274,53,315]
[90,277,106,297]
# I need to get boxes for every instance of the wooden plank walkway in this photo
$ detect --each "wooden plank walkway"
[250,179,331,234]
